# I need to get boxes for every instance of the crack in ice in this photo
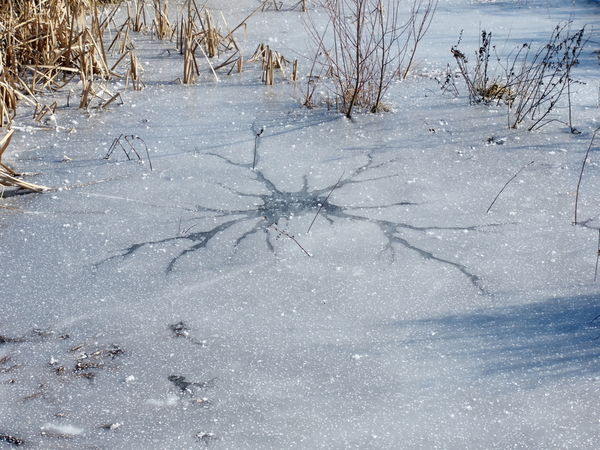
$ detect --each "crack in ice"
[95,151,496,293]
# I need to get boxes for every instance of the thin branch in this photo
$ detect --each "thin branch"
[486,161,534,214]
[595,228,600,282]
[268,223,312,257]
[574,127,600,225]
[307,171,344,233]
[253,127,264,170]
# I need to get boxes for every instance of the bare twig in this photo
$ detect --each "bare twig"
[307,171,344,233]
[268,223,312,257]
[574,127,600,225]
[104,134,153,170]
[402,0,438,79]
[595,228,600,281]
[486,161,534,214]
[252,127,264,170]
[306,0,435,116]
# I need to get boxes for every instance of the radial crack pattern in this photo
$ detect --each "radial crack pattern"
[95,151,492,292]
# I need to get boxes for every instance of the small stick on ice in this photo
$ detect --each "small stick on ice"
[307,171,344,233]
[252,127,264,170]
[269,223,312,257]
[574,127,600,224]
[486,161,534,214]
[594,228,600,282]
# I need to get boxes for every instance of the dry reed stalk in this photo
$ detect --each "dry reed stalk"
[249,43,292,85]
[128,50,144,91]
[110,51,130,73]
[262,0,282,11]
[0,80,17,128]
[178,1,237,83]
[486,161,534,214]
[182,14,199,84]
[201,10,219,58]
[265,49,274,85]
[175,0,260,80]
[33,101,57,123]
[0,129,48,192]
[197,43,220,82]
[268,223,312,257]
[0,129,16,175]
[595,228,600,282]
[107,18,133,55]
[293,0,308,11]
[152,0,173,40]
[104,134,153,170]
[212,52,241,72]
[128,0,148,32]
[78,34,93,108]
[195,8,238,58]
[0,171,48,192]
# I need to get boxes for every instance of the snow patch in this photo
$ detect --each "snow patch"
[41,423,84,436]
[146,395,180,407]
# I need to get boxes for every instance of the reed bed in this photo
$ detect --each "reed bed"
[0,0,295,195]
[0,0,132,192]
[174,0,244,83]
[0,0,141,117]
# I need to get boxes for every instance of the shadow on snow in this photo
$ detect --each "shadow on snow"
[391,294,600,380]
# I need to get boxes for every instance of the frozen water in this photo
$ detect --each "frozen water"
[1,0,600,448]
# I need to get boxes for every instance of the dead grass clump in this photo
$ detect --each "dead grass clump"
[480,82,514,104]
[249,43,298,85]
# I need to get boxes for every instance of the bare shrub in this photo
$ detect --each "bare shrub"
[451,30,511,105]
[452,24,586,131]
[505,23,585,131]
[306,0,437,118]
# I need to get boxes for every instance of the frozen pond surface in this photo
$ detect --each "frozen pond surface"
[1,0,600,448]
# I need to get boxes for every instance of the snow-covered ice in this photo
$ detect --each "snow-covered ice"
[1,0,600,448]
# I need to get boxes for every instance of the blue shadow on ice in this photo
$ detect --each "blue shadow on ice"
[395,294,600,379]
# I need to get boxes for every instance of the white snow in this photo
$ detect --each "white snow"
[146,395,180,407]
[40,423,84,436]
